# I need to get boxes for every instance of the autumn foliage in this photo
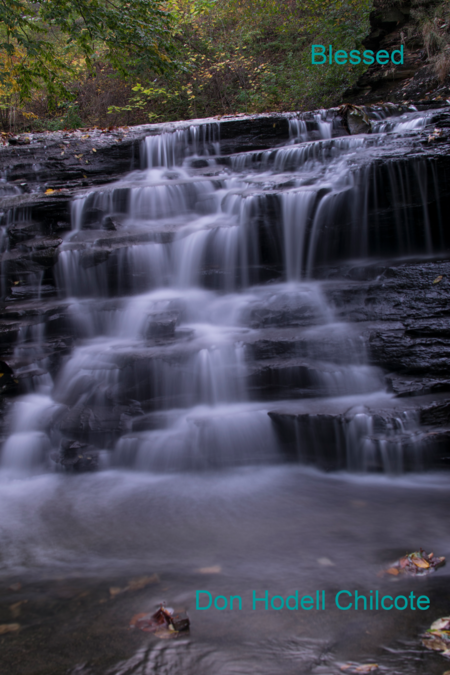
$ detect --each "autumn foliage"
[0,0,373,130]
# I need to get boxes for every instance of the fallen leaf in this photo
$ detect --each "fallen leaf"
[386,567,399,576]
[431,617,450,631]
[410,554,430,569]
[423,617,450,657]
[0,623,20,635]
[317,557,335,567]
[92,148,97,152]
[126,574,159,591]
[433,276,443,284]
[198,565,222,574]
[130,604,189,639]
[45,189,55,194]
[109,586,122,598]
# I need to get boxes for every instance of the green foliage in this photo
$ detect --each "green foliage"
[136,0,374,118]
[3,0,377,128]
[0,0,177,105]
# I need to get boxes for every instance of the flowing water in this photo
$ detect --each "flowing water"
[0,108,449,674]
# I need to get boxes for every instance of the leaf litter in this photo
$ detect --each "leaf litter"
[130,603,190,639]
[380,549,445,577]
[422,617,450,657]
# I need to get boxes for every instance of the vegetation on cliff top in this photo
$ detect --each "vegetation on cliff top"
[1,0,450,130]
[0,0,372,130]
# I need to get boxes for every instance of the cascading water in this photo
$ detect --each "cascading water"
[0,107,442,477]
[2,104,450,675]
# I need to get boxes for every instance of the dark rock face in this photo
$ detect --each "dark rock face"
[52,439,99,472]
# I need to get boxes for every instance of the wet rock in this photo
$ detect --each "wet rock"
[420,400,450,426]
[386,373,450,398]
[53,440,99,472]
[338,105,372,135]
[268,395,446,472]
[144,312,179,340]
[101,216,117,231]
[56,403,144,447]
[0,361,18,395]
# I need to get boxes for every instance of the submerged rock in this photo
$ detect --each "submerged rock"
[52,439,99,472]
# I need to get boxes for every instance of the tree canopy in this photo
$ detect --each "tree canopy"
[0,0,378,129]
[0,0,177,103]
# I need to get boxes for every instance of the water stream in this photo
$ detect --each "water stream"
[0,107,449,674]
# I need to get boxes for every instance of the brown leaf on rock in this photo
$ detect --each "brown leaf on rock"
[410,554,429,569]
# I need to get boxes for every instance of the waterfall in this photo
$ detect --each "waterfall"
[0,106,440,475]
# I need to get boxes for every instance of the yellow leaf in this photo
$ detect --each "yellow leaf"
[386,567,399,576]
[45,189,55,194]
[197,565,222,574]
[411,556,430,569]
[433,275,443,284]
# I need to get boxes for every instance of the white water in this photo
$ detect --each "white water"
[1,109,438,477]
